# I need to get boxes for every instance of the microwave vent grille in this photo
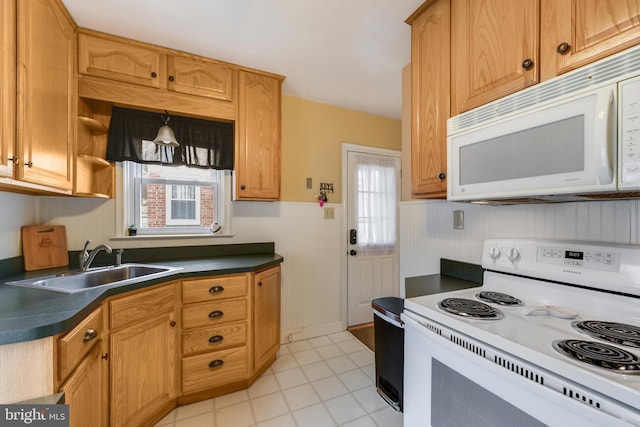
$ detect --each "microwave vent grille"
[450,45,640,134]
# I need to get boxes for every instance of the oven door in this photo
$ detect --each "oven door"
[402,312,638,427]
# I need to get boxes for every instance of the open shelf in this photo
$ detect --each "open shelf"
[75,98,114,198]
[78,116,109,135]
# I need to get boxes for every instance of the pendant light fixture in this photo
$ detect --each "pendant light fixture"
[152,110,179,147]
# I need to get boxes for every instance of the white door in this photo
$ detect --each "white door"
[346,146,401,326]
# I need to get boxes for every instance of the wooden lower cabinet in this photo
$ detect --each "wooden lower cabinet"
[54,266,282,425]
[109,285,178,427]
[55,306,107,427]
[179,273,251,402]
[253,266,281,373]
[59,344,107,427]
[182,346,248,394]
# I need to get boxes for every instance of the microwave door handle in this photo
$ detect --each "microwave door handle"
[595,87,616,185]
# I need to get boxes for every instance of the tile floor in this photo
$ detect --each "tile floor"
[155,331,403,427]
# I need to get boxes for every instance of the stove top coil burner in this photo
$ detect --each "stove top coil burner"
[438,298,504,320]
[476,291,523,306]
[553,339,640,374]
[572,321,640,349]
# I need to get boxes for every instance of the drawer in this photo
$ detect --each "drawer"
[182,298,247,330]
[110,284,175,330]
[182,346,248,394]
[57,306,103,381]
[182,274,248,304]
[182,323,247,356]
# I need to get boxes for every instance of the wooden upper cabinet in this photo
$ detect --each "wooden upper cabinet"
[17,0,74,190]
[0,0,16,179]
[236,71,282,200]
[541,0,640,81]
[451,0,539,115]
[78,33,161,88]
[167,55,234,101]
[78,32,236,102]
[407,0,450,198]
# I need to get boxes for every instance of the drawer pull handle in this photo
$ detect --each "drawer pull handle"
[83,329,98,342]
[209,310,224,318]
[209,286,225,294]
[209,359,224,368]
[209,335,224,343]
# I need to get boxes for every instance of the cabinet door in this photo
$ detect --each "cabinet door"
[167,55,234,101]
[78,33,162,88]
[253,266,281,372]
[451,0,539,114]
[0,0,15,179]
[17,0,74,190]
[409,0,450,198]
[59,344,107,427]
[541,0,640,80]
[236,71,281,200]
[110,311,177,427]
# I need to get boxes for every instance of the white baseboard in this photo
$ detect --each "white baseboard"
[281,321,347,344]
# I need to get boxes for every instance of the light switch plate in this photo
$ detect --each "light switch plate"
[453,210,464,229]
[324,207,335,220]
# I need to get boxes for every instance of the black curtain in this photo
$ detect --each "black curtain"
[106,107,234,169]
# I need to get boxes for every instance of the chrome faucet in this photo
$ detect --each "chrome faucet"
[79,240,113,271]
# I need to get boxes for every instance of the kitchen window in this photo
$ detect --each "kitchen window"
[166,184,200,226]
[123,162,230,235]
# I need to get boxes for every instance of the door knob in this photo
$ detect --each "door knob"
[349,250,357,256]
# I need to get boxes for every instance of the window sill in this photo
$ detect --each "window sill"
[110,233,234,241]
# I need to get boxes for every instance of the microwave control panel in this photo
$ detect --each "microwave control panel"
[620,76,640,187]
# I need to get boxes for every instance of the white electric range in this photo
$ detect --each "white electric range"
[402,239,640,427]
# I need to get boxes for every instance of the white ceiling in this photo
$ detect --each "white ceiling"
[61,0,423,120]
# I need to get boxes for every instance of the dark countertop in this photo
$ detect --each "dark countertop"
[0,252,283,345]
[405,259,483,298]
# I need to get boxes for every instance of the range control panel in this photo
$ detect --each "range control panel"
[481,239,640,296]
[537,246,619,272]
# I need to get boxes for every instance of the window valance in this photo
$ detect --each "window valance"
[106,107,234,169]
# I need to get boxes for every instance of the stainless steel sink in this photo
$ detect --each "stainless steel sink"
[6,263,182,294]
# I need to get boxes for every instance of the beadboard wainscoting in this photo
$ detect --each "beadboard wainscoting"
[400,199,640,297]
[0,192,346,344]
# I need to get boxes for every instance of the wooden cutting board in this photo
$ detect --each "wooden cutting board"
[21,225,69,271]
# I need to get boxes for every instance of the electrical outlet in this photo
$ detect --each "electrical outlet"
[324,207,335,219]
[453,210,464,229]
[306,177,312,189]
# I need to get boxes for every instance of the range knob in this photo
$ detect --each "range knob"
[488,246,501,260]
[506,248,521,262]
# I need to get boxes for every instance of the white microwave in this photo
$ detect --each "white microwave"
[447,47,640,204]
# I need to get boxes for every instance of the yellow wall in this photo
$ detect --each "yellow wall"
[281,96,402,202]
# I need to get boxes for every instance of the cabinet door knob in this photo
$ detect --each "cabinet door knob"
[556,42,570,55]
[258,281,262,287]
[240,185,246,190]
[25,161,33,168]
[9,157,18,164]
[521,59,534,70]
[209,310,224,318]
[151,72,157,78]
[209,285,224,294]
[438,172,446,180]
[101,353,109,360]
[83,329,98,342]
[170,321,176,327]
[208,359,224,368]
[209,335,224,343]
[168,75,175,82]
